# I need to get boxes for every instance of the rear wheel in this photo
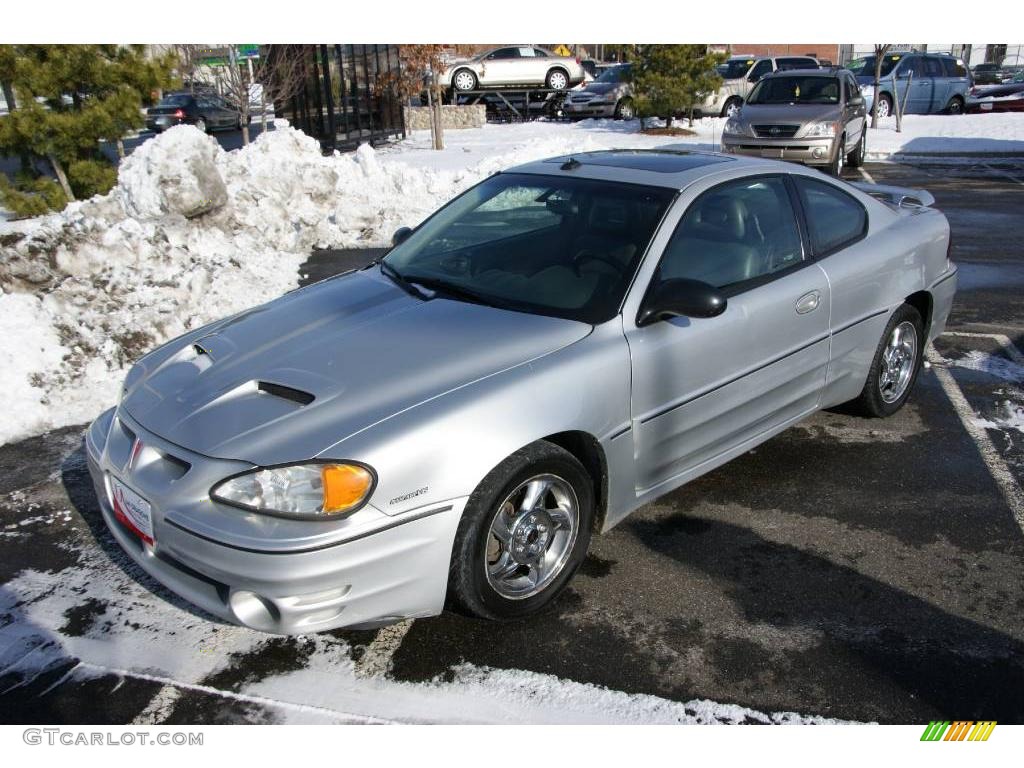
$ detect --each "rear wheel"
[194,117,207,133]
[946,95,965,115]
[447,442,594,621]
[546,68,570,91]
[850,304,924,418]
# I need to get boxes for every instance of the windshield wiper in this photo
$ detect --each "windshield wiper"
[400,274,510,311]
[377,260,431,301]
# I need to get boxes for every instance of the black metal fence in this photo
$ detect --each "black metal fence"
[280,44,405,152]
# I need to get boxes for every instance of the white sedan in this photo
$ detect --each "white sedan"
[438,46,587,92]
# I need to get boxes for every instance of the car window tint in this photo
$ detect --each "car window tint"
[750,59,773,79]
[794,177,867,254]
[924,57,944,77]
[489,48,519,60]
[656,176,803,290]
[533,48,549,58]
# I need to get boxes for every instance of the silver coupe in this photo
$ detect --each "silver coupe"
[86,150,957,634]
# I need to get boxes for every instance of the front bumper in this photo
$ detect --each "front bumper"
[720,135,838,166]
[85,406,465,634]
[563,100,616,117]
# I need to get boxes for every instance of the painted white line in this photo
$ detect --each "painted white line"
[131,683,184,725]
[942,331,1024,366]
[76,662,397,725]
[355,619,414,678]
[927,345,1024,535]
[981,163,1024,186]
[858,167,876,184]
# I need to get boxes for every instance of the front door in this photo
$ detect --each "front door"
[624,174,831,494]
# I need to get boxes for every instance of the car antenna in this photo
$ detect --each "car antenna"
[561,157,582,170]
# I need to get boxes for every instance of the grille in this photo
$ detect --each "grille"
[753,124,800,138]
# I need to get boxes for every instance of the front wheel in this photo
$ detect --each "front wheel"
[614,97,635,120]
[850,304,924,418]
[447,442,594,621]
[946,95,965,115]
[828,134,846,176]
[721,97,742,118]
[847,127,866,167]
[452,69,478,92]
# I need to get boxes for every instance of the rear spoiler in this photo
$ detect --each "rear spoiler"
[849,181,935,209]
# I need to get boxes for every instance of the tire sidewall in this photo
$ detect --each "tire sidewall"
[861,305,925,417]
[547,68,569,90]
[453,69,476,91]
[448,443,594,621]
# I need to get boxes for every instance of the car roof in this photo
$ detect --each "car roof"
[763,68,837,78]
[505,149,803,190]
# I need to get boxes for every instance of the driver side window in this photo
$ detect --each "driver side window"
[654,176,804,291]
[749,59,773,81]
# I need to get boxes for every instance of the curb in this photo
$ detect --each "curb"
[867,150,1024,160]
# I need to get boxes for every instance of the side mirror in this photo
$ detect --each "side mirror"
[637,278,727,327]
[849,94,864,106]
[392,227,413,247]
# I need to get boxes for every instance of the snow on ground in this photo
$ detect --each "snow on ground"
[0,514,852,724]
[947,350,1024,433]
[2,114,1024,446]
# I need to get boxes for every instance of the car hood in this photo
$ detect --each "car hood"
[122,268,591,466]
[579,82,620,96]
[739,103,842,124]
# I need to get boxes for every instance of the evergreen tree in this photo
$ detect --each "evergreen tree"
[633,45,726,129]
[0,44,176,215]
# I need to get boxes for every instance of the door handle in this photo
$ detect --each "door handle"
[795,291,821,314]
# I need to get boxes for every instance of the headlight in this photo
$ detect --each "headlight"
[804,121,837,138]
[211,462,375,519]
[723,117,748,136]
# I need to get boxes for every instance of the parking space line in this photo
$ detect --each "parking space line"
[927,345,1024,535]
[131,683,183,724]
[78,662,397,724]
[858,167,876,183]
[354,619,413,678]
[943,331,1024,366]
[981,163,1024,186]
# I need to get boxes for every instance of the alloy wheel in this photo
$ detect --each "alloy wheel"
[878,321,918,403]
[484,473,579,600]
[548,71,568,90]
[454,71,476,91]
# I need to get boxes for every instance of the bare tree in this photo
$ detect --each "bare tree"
[173,44,205,94]
[870,44,891,129]
[255,45,310,134]
[385,45,470,151]
[216,45,259,145]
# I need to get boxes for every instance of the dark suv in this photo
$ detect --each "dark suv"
[146,92,249,134]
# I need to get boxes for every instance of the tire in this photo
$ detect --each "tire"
[847,126,866,167]
[946,95,965,115]
[721,97,742,118]
[828,134,846,176]
[614,97,635,120]
[452,69,478,92]
[875,93,892,120]
[447,441,595,621]
[850,304,925,418]
[546,68,570,91]
[194,117,207,133]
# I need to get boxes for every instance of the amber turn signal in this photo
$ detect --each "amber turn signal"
[321,464,374,514]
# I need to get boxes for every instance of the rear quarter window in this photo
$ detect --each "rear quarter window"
[794,177,868,255]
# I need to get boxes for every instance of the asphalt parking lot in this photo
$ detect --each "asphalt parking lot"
[1,159,1023,724]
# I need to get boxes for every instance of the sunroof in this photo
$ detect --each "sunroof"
[544,150,733,173]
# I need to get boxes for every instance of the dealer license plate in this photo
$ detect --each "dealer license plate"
[110,476,154,544]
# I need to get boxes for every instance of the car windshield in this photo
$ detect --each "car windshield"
[846,54,905,78]
[720,58,755,79]
[158,94,192,107]
[747,76,841,104]
[382,173,675,324]
[596,65,631,84]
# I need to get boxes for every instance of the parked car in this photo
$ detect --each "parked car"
[967,71,1024,113]
[438,46,587,93]
[720,69,868,176]
[971,63,1005,85]
[563,63,635,119]
[845,51,972,117]
[86,149,956,633]
[146,92,249,133]
[702,55,820,117]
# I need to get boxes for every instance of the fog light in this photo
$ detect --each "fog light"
[229,590,280,631]
[812,147,826,159]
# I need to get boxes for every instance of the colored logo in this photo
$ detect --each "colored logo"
[920,721,996,742]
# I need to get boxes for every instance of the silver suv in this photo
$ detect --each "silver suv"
[701,54,819,117]
[720,68,868,176]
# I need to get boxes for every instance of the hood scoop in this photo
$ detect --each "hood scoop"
[257,381,315,406]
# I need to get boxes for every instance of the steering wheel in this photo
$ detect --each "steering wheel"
[572,250,622,277]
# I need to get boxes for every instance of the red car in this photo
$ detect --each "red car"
[967,76,1024,113]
